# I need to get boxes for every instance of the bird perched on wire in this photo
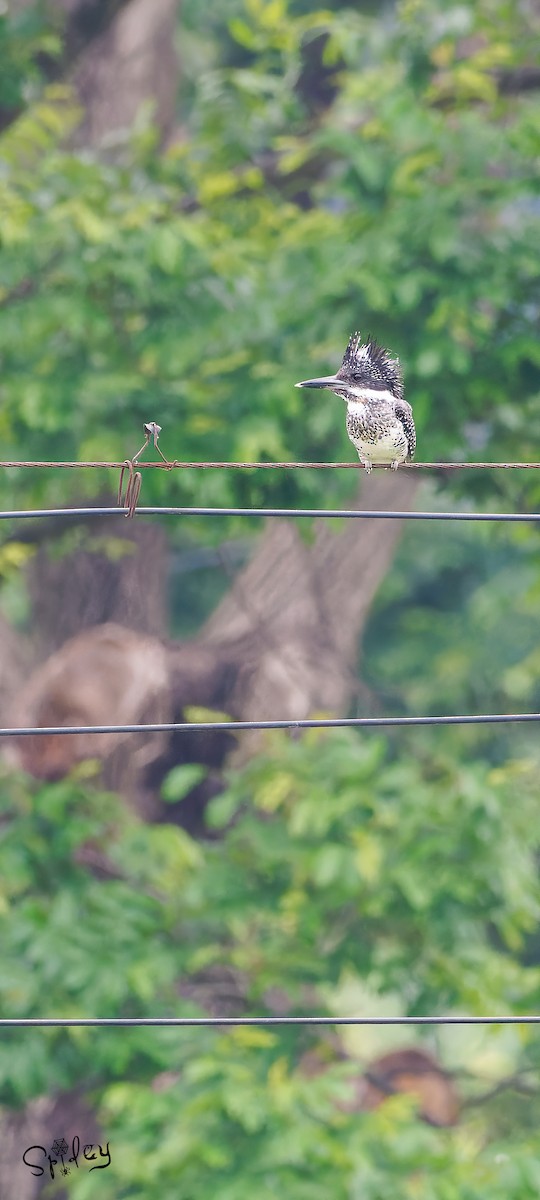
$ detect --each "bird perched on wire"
[296,331,416,472]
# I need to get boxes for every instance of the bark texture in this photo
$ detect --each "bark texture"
[27,515,168,656]
[0,1089,101,1200]
[199,472,419,721]
[8,472,419,829]
[72,0,179,145]
[0,614,28,725]
[7,0,179,143]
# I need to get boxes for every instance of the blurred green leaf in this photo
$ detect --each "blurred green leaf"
[161,764,207,802]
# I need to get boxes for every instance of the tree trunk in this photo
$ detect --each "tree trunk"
[71,0,179,146]
[23,0,181,655]
[8,472,419,833]
[27,515,169,657]
[0,1089,101,1200]
[145,471,419,825]
[9,0,180,144]
[0,614,28,724]
[199,472,419,721]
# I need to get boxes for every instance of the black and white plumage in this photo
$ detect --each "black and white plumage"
[295,331,416,472]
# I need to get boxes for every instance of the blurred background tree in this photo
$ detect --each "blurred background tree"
[1,0,540,1196]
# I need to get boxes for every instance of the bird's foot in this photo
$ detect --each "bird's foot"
[390,460,400,471]
[360,458,373,474]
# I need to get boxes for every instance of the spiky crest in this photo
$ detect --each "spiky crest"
[336,331,403,399]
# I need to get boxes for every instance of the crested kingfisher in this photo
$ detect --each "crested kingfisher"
[296,331,416,472]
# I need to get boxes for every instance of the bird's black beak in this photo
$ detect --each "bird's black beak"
[295,375,340,390]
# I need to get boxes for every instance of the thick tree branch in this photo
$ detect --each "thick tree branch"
[494,66,540,94]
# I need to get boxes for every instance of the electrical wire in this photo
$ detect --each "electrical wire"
[1,506,540,522]
[1,1016,540,1028]
[1,460,540,470]
[3,713,540,737]
[1,458,538,1036]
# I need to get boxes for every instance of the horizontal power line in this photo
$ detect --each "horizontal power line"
[1,506,540,522]
[2,458,536,1045]
[1,460,540,471]
[1,1015,539,1028]
[3,713,540,737]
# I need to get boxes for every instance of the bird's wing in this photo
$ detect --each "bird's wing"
[394,400,416,459]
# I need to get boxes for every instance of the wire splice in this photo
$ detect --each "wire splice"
[1,506,540,522]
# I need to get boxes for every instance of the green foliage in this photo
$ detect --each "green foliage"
[204,730,540,1004]
[1,1,540,1194]
[0,766,203,1107]
[0,0,538,516]
[362,498,540,771]
[3,734,540,1197]
[161,763,207,802]
[0,5,60,123]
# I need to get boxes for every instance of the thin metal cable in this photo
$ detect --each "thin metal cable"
[3,713,540,737]
[1,460,540,470]
[1,506,540,522]
[0,1016,539,1028]
[1,458,536,1036]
